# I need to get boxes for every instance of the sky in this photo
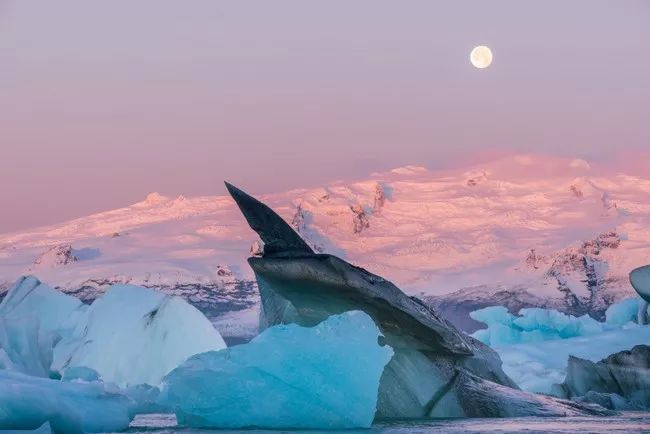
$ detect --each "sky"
[1,1,649,232]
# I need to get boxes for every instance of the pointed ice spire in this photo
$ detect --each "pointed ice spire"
[224,182,313,256]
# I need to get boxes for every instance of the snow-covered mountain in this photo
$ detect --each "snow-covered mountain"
[1,154,649,335]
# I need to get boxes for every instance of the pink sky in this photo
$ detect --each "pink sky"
[1,1,649,232]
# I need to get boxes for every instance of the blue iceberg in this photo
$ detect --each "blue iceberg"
[605,297,646,325]
[159,311,393,429]
[471,306,607,346]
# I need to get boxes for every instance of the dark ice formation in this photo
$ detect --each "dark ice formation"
[630,265,650,303]
[552,345,650,410]
[224,182,313,255]
[226,182,613,419]
[630,266,650,324]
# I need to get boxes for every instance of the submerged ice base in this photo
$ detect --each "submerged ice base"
[0,370,131,433]
[159,311,393,429]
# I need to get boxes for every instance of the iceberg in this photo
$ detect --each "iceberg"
[159,311,393,429]
[53,284,227,387]
[0,276,227,387]
[224,182,607,419]
[470,306,607,346]
[0,370,131,433]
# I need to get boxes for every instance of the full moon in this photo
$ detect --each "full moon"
[470,45,493,69]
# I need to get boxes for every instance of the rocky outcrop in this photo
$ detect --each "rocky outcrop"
[373,182,386,212]
[350,204,370,234]
[552,345,650,410]
[226,182,610,419]
[30,245,78,270]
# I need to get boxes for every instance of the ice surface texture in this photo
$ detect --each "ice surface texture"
[159,311,393,429]
[0,276,226,386]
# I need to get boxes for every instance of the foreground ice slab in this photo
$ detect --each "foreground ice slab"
[160,311,393,429]
[225,182,606,419]
[0,370,131,433]
[53,284,226,386]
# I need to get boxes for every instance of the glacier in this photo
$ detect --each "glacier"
[159,311,393,429]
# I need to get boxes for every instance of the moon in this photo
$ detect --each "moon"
[470,45,493,69]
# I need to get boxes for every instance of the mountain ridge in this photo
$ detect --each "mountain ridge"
[1,154,648,333]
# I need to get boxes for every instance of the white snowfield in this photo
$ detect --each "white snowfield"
[1,154,649,321]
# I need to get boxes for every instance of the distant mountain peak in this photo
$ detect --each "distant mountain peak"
[145,192,164,205]
[30,244,78,270]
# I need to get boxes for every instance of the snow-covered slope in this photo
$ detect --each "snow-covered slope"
[1,154,649,334]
